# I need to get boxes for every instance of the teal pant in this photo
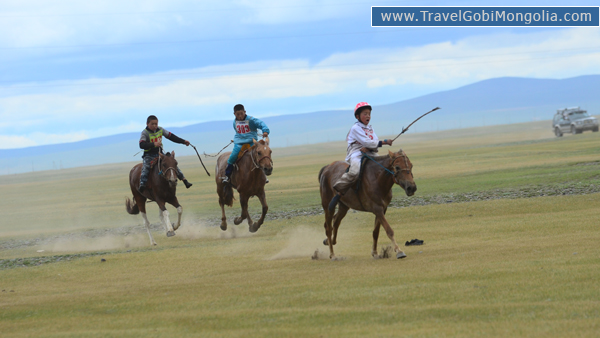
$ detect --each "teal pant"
[227,143,252,165]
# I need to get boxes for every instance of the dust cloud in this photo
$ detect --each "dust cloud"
[269,226,328,260]
[178,213,256,240]
[44,234,148,253]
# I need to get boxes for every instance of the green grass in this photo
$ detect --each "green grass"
[1,195,599,337]
[1,120,600,337]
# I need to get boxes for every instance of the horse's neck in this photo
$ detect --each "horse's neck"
[368,156,395,192]
[234,150,260,179]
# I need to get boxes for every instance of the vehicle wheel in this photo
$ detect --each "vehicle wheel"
[593,127,599,132]
[555,127,563,137]
[571,125,579,135]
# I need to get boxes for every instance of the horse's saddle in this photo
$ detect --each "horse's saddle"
[236,144,252,161]
[140,157,160,191]
[149,157,159,169]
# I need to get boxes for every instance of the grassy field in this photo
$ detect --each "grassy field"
[1,120,600,337]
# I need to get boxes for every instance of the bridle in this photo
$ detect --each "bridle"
[250,145,273,171]
[157,153,178,181]
[160,166,178,180]
[390,151,412,175]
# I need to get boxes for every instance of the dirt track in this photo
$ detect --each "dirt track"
[2,181,598,269]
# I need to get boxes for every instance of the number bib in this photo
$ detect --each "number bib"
[236,120,251,134]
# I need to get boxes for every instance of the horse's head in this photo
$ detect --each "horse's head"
[388,149,417,196]
[252,138,273,176]
[160,151,179,188]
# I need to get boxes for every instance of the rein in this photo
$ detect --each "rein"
[361,152,411,185]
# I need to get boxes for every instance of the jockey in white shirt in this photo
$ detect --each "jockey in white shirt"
[329,102,393,211]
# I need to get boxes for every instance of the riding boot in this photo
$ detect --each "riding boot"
[139,177,148,193]
[328,192,342,212]
[222,164,234,183]
[183,179,193,189]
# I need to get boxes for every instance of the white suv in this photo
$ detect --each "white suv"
[553,107,598,137]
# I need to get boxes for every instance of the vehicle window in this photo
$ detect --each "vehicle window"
[570,112,590,119]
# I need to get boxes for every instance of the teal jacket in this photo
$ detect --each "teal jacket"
[232,115,270,144]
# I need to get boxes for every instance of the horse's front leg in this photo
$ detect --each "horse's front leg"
[374,207,406,259]
[219,200,228,231]
[157,200,175,237]
[234,193,253,228]
[250,189,268,233]
[169,197,182,231]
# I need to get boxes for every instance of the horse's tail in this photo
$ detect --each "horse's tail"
[318,165,328,183]
[222,184,235,207]
[125,197,139,214]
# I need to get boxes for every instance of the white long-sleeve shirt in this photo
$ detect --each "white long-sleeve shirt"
[345,121,381,162]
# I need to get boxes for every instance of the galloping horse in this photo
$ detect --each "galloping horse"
[319,149,417,259]
[216,138,273,233]
[125,151,183,245]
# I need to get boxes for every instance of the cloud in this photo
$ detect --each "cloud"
[0,131,89,149]
[235,0,362,25]
[2,27,600,147]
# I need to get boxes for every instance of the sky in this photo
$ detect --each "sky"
[1,0,599,149]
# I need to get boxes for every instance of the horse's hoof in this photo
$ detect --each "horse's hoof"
[233,217,243,225]
[172,222,180,231]
[249,222,262,233]
[396,252,407,259]
[166,231,175,237]
[323,238,329,246]
[220,223,227,231]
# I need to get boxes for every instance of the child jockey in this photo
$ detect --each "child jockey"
[138,115,193,193]
[222,104,270,183]
[329,102,393,210]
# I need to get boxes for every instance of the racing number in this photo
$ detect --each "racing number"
[236,124,250,134]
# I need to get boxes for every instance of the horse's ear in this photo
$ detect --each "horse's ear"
[171,151,175,158]
[252,138,258,145]
[388,150,395,157]
[264,136,270,146]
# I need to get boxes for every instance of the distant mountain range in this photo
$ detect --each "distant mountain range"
[2,75,599,175]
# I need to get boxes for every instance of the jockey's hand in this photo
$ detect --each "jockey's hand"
[184,140,190,146]
[153,140,162,148]
[360,147,368,153]
[385,139,393,146]
[262,132,268,138]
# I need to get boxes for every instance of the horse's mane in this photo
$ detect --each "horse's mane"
[369,149,403,162]
[369,154,391,161]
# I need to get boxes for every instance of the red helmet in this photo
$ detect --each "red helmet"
[354,102,372,117]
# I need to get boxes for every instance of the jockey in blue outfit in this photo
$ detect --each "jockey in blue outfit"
[222,104,270,183]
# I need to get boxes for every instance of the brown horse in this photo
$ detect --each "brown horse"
[216,138,273,233]
[319,149,417,260]
[125,151,183,246]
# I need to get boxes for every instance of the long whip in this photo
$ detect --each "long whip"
[391,107,440,142]
[190,144,211,176]
[203,140,234,158]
